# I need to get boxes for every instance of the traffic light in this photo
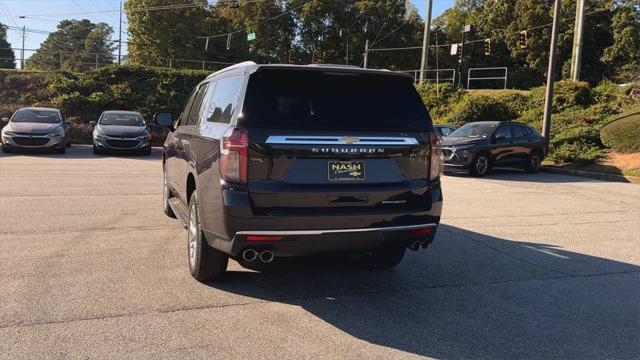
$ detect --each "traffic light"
[288,49,295,63]
[518,30,528,49]
[484,38,491,56]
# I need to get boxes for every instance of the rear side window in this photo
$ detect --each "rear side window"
[510,124,525,138]
[494,125,512,139]
[241,70,431,131]
[522,126,533,136]
[186,84,209,126]
[202,76,243,124]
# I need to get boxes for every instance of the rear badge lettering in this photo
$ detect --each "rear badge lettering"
[312,148,384,154]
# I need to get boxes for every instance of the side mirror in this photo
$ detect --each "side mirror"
[1,117,8,123]
[153,112,174,129]
[493,133,506,142]
[89,121,97,126]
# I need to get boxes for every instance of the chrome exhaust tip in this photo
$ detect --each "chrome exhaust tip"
[242,249,258,262]
[259,250,274,264]
[409,240,422,251]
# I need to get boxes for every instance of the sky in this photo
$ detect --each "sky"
[0,0,455,68]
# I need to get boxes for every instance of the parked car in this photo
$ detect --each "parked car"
[434,124,456,137]
[1,107,71,153]
[91,111,152,155]
[154,61,444,281]
[442,121,545,176]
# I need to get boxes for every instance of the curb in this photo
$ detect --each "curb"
[542,166,640,184]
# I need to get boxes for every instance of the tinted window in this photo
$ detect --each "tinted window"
[449,123,498,138]
[510,124,525,138]
[494,125,511,139]
[522,126,533,136]
[186,83,209,126]
[202,77,243,124]
[178,89,198,127]
[12,109,60,123]
[241,70,430,131]
[99,112,145,126]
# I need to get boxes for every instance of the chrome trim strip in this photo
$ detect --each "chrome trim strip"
[265,135,418,145]
[236,223,437,236]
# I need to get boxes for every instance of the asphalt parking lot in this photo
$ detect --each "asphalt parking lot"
[1,145,639,359]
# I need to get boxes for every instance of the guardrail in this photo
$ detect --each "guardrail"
[467,67,508,89]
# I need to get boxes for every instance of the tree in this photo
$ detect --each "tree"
[0,23,16,69]
[601,2,640,81]
[26,19,115,71]
[126,0,234,68]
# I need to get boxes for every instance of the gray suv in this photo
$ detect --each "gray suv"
[1,107,71,153]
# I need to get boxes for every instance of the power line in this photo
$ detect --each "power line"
[197,0,311,40]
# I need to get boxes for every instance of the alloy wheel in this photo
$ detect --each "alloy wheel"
[188,202,198,269]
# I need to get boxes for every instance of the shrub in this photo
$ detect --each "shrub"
[443,94,513,126]
[530,80,593,113]
[496,92,532,118]
[548,142,603,164]
[600,110,640,153]
[548,125,603,164]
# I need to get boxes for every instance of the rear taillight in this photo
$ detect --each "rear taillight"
[220,127,248,184]
[429,132,443,180]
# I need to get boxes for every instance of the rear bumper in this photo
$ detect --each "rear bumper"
[202,181,443,257]
[224,223,437,257]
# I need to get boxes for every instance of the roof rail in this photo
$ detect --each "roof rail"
[207,61,258,78]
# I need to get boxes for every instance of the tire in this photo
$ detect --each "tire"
[144,147,152,156]
[163,172,176,219]
[361,242,406,270]
[1,146,11,153]
[524,150,542,173]
[57,146,66,154]
[93,146,100,155]
[66,141,71,148]
[187,192,228,281]
[469,152,490,176]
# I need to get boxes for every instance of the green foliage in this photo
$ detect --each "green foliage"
[443,94,514,126]
[26,19,115,71]
[601,4,640,77]
[0,23,16,69]
[600,109,640,153]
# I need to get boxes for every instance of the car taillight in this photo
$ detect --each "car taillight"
[220,127,248,184]
[429,132,443,180]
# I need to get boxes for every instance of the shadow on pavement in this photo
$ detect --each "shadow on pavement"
[205,224,639,359]
[445,167,606,183]
[0,144,162,161]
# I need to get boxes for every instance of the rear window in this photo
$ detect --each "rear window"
[240,69,431,131]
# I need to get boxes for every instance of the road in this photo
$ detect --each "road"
[1,145,639,359]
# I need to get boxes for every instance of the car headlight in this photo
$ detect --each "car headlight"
[48,130,65,137]
[137,133,151,141]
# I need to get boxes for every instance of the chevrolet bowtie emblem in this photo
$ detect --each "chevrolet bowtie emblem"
[339,137,359,144]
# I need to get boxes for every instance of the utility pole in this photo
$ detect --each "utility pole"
[21,26,25,69]
[570,0,585,81]
[363,39,369,69]
[419,0,433,84]
[542,0,561,154]
[118,0,122,65]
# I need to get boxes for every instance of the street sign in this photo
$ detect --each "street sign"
[247,32,256,41]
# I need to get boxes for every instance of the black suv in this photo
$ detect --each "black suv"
[442,121,545,176]
[154,62,444,281]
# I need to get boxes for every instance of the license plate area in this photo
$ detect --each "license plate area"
[328,161,365,181]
